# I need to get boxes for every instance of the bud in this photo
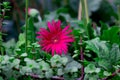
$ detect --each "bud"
[28,8,39,17]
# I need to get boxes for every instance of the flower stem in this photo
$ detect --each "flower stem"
[80,0,90,40]
[84,0,90,40]
[80,37,84,80]
[84,0,89,24]
[78,0,82,20]
[25,0,28,53]
[78,0,84,80]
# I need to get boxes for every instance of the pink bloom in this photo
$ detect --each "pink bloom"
[37,20,74,56]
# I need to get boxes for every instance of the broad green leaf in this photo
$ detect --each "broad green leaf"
[109,44,120,64]
[101,26,120,45]
[65,60,81,73]
[100,21,108,35]
[98,59,111,70]
[85,38,109,56]
[85,38,120,71]
[87,22,95,39]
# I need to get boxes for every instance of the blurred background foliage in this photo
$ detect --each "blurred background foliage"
[0,0,120,41]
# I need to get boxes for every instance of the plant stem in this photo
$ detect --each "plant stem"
[80,37,84,80]
[78,0,84,80]
[78,0,82,20]
[82,0,90,40]
[25,0,28,53]
[0,32,4,55]
[84,0,89,24]
[102,69,120,80]
[0,10,5,55]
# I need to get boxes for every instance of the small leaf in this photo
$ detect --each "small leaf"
[95,68,101,73]
[85,63,96,73]
[103,71,111,76]
[20,53,27,57]
[65,60,81,73]
[45,69,53,78]
[39,61,50,71]
[61,57,68,65]
[57,68,64,76]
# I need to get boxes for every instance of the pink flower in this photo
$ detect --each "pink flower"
[37,20,74,56]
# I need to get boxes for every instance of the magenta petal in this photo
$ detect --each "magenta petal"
[37,20,74,56]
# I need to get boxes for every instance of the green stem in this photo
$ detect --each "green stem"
[84,0,89,24]
[25,0,28,53]
[78,0,84,79]
[0,32,4,55]
[0,10,5,55]
[81,0,90,39]
[78,0,82,20]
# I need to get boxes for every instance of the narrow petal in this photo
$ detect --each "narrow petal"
[62,25,70,32]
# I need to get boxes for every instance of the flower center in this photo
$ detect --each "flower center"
[51,36,59,44]
[54,39,58,43]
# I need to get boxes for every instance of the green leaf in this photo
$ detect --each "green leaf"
[20,53,28,57]
[87,22,95,39]
[98,59,111,70]
[95,68,101,73]
[50,55,62,67]
[45,69,53,78]
[84,74,98,80]
[2,2,10,7]
[61,57,68,65]
[3,39,16,55]
[85,37,109,56]
[12,59,20,68]
[27,18,36,43]
[100,21,108,35]
[0,76,3,80]
[24,58,38,68]
[109,44,120,64]
[65,60,81,73]
[85,63,96,73]
[39,61,50,71]
[85,38,120,71]
[57,68,64,76]
[101,26,120,45]
[16,33,25,48]
[103,71,111,76]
